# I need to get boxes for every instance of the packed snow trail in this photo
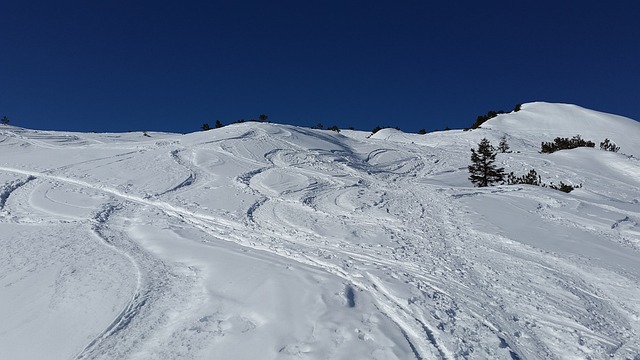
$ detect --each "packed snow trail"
[1,102,640,359]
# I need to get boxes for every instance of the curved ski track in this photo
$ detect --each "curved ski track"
[1,125,639,359]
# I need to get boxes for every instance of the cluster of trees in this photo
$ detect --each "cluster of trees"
[371,125,401,134]
[470,104,522,129]
[470,134,620,192]
[468,137,582,193]
[202,114,269,131]
[540,135,595,153]
[311,123,342,132]
[540,135,621,154]
[471,110,507,129]
[506,169,581,193]
[507,169,541,186]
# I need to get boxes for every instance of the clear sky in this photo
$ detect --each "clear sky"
[1,1,639,134]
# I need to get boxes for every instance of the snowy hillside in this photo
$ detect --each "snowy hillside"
[1,102,639,359]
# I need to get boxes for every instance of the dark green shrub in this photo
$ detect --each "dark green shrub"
[600,138,620,152]
[470,109,506,129]
[507,169,541,186]
[541,135,595,153]
[507,169,581,193]
[547,182,581,193]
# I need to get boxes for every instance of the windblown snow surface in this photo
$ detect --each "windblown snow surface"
[1,102,639,360]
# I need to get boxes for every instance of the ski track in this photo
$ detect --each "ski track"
[0,175,36,210]
[155,149,198,196]
[2,158,637,359]
[74,204,145,360]
[2,118,640,359]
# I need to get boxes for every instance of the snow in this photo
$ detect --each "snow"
[1,102,639,359]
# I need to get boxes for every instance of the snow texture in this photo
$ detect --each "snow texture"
[1,102,639,359]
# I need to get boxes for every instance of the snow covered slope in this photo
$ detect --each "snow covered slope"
[1,103,639,359]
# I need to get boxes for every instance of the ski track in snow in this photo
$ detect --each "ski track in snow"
[0,175,35,210]
[1,108,640,359]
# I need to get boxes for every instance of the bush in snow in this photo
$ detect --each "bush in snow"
[547,182,581,193]
[507,169,581,193]
[470,109,506,129]
[468,138,505,187]
[600,138,620,152]
[371,126,400,134]
[327,125,340,132]
[507,169,541,186]
[1,116,8,125]
[540,135,595,153]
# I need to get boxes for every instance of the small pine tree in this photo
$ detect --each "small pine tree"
[418,129,427,135]
[215,120,224,128]
[468,138,505,187]
[201,123,211,131]
[1,116,8,125]
[259,114,268,122]
[327,125,340,132]
[498,135,510,153]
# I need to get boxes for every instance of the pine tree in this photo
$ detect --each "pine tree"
[468,138,505,187]
[215,120,224,128]
[201,123,211,131]
[1,116,8,125]
[498,135,510,153]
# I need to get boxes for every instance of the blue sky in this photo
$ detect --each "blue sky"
[1,1,639,133]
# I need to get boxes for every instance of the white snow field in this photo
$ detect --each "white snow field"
[1,102,639,359]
